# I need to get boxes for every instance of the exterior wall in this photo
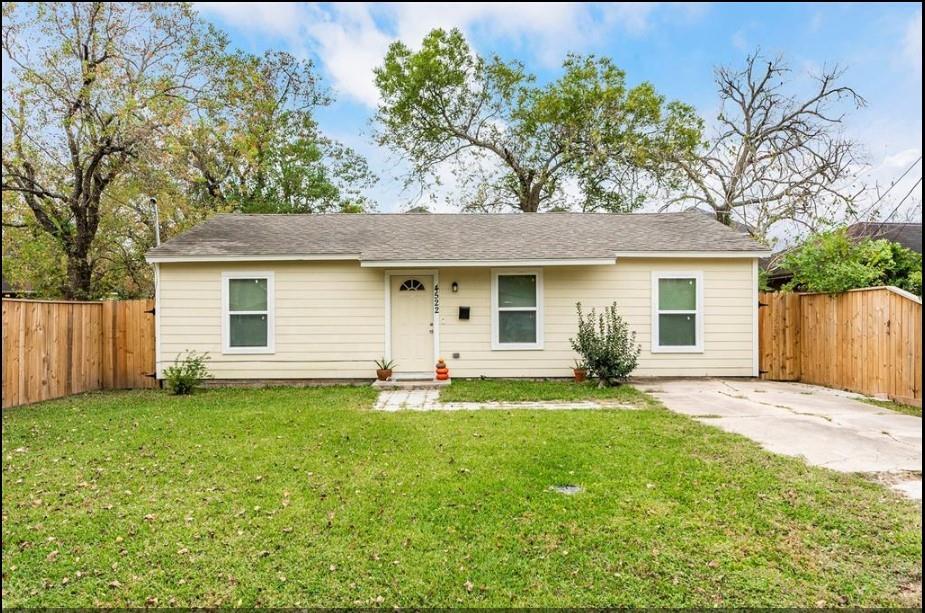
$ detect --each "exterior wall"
[438,259,756,378]
[157,261,384,378]
[157,258,756,379]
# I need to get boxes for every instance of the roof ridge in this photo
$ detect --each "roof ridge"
[216,211,703,218]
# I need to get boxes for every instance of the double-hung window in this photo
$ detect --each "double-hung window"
[222,272,274,354]
[651,271,703,353]
[491,270,543,350]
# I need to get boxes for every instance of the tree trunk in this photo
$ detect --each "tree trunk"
[715,206,732,226]
[519,182,542,212]
[65,249,94,300]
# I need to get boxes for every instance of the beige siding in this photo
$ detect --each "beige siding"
[157,258,756,379]
[439,259,755,378]
[158,261,385,378]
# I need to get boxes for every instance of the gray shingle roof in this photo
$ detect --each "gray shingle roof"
[146,212,768,262]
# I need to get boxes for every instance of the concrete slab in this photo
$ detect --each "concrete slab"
[646,379,922,500]
[373,390,638,413]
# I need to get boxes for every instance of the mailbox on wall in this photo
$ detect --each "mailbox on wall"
[458,306,470,320]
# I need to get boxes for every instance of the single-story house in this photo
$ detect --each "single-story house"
[145,212,770,381]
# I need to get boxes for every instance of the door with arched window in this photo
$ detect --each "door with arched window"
[390,275,434,373]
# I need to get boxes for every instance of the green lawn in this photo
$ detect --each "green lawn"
[439,378,654,404]
[2,384,921,607]
[861,397,922,418]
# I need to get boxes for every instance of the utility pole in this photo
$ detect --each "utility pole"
[150,197,161,246]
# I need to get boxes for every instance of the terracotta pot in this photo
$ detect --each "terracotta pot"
[573,368,587,383]
[376,369,392,381]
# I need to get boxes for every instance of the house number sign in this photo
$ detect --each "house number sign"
[433,284,440,314]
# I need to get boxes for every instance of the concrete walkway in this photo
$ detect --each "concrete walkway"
[373,388,637,412]
[643,378,922,499]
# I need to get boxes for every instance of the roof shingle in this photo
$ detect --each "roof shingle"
[146,212,768,261]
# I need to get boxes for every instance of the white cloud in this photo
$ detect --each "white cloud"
[196,3,707,108]
[195,2,304,39]
[303,4,392,107]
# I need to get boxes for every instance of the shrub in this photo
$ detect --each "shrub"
[782,229,923,295]
[163,350,212,395]
[570,302,640,386]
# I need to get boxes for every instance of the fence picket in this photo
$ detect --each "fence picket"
[760,287,922,407]
[2,299,156,408]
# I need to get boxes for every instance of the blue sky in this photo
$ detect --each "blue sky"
[196,2,923,218]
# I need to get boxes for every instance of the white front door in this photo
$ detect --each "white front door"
[390,275,434,374]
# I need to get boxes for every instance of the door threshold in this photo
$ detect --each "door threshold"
[391,371,436,381]
[372,379,451,390]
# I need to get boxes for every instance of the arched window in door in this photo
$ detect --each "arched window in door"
[399,279,425,292]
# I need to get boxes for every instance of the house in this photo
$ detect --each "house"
[764,221,923,289]
[1,274,34,298]
[145,212,770,381]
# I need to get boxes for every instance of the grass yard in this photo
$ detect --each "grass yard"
[861,397,922,418]
[2,384,921,607]
[439,378,655,404]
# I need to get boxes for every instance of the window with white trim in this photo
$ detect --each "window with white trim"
[491,270,543,350]
[222,272,274,354]
[652,272,703,353]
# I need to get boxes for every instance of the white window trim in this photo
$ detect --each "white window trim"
[651,271,703,354]
[491,269,544,350]
[222,271,275,355]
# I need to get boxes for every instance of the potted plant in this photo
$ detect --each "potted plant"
[572,359,588,383]
[375,358,395,381]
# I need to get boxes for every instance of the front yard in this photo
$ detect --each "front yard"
[2,384,921,607]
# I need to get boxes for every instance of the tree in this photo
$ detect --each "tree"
[2,2,223,299]
[179,50,376,214]
[374,28,701,213]
[781,229,922,295]
[669,53,866,240]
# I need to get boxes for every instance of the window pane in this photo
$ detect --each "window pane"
[229,278,267,311]
[659,278,696,310]
[499,311,536,343]
[498,275,536,308]
[230,314,268,347]
[659,314,696,346]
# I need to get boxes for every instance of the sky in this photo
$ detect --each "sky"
[195,2,923,222]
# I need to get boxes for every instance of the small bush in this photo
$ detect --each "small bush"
[163,350,212,395]
[570,302,640,386]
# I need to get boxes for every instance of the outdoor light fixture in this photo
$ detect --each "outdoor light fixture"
[451,282,459,293]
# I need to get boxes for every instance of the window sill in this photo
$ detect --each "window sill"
[222,347,275,355]
[491,343,544,351]
[650,346,703,354]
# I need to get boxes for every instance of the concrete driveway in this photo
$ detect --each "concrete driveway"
[642,379,922,499]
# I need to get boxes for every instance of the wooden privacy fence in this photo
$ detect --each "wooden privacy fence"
[2,299,156,408]
[759,287,922,407]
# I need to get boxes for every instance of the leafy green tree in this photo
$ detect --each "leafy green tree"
[374,28,701,213]
[1,2,225,299]
[180,51,376,214]
[2,4,377,299]
[782,229,922,295]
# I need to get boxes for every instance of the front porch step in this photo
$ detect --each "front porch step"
[371,379,451,390]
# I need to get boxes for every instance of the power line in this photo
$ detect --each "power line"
[880,176,922,223]
[858,155,921,219]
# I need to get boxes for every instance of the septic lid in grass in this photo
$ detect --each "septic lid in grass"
[550,484,583,495]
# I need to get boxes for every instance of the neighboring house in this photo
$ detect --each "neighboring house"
[764,222,923,289]
[1,274,34,298]
[145,212,770,381]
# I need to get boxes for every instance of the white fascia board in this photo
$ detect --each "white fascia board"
[612,251,771,258]
[361,258,616,268]
[145,253,359,264]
